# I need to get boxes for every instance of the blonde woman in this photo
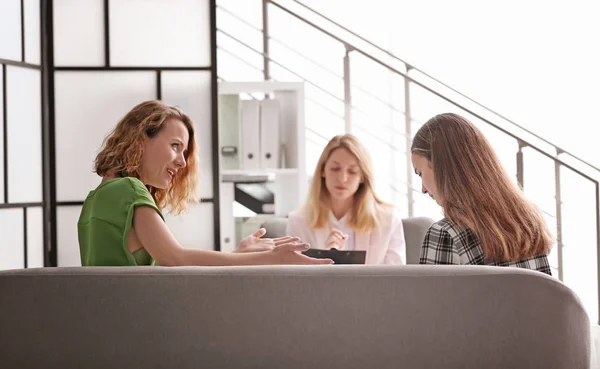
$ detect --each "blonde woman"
[411,113,552,275]
[286,134,406,264]
[78,100,332,266]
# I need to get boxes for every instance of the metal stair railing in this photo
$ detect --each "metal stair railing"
[216,0,600,322]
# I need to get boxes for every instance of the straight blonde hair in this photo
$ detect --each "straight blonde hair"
[304,134,390,233]
[411,113,552,262]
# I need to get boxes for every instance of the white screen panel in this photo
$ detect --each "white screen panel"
[26,206,44,267]
[57,206,82,266]
[53,0,104,66]
[24,0,41,65]
[54,71,156,201]
[0,0,21,61]
[0,208,25,270]
[164,202,214,250]
[161,71,213,198]
[0,68,4,203]
[6,66,42,203]
[109,0,211,67]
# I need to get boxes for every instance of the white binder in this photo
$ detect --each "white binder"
[218,94,241,170]
[259,99,280,169]
[219,182,236,253]
[241,100,260,170]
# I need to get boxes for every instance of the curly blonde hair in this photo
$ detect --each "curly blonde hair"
[94,100,198,214]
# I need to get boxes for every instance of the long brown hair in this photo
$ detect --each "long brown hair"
[411,113,552,262]
[94,100,198,214]
[304,134,391,233]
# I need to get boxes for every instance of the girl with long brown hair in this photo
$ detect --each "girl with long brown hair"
[78,100,332,266]
[411,113,552,274]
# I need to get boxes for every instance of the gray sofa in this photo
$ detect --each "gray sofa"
[0,265,590,368]
[262,216,435,264]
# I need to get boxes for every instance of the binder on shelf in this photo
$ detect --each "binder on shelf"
[218,95,241,170]
[259,99,280,169]
[219,182,236,253]
[241,100,260,170]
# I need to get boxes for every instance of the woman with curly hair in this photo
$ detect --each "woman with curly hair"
[78,100,332,266]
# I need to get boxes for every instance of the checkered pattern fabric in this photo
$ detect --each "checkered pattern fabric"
[419,218,552,276]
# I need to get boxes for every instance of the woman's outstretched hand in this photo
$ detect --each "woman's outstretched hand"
[236,228,301,253]
[268,242,334,265]
[236,228,333,265]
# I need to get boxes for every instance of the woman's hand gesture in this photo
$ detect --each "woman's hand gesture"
[236,228,300,253]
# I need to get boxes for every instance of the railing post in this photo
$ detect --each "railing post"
[343,44,352,134]
[596,181,600,325]
[554,151,564,281]
[404,65,413,217]
[262,0,270,80]
[516,140,526,189]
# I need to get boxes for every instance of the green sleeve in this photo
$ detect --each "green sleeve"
[123,178,164,265]
[79,177,164,266]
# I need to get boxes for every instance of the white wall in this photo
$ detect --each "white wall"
[0,0,44,270]
[301,0,600,167]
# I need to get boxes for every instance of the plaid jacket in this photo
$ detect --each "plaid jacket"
[419,218,552,276]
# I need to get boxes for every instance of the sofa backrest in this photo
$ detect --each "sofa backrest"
[262,216,435,264]
[0,265,590,369]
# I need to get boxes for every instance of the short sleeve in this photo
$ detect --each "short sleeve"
[419,223,460,264]
[126,178,164,221]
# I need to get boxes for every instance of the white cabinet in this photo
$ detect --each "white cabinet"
[217,82,307,248]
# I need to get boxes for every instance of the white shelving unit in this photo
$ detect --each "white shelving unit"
[217,81,307,251]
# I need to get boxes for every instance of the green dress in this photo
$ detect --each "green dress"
[78,177,164,266]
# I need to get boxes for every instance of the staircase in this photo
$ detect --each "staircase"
[215,0,600,323]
